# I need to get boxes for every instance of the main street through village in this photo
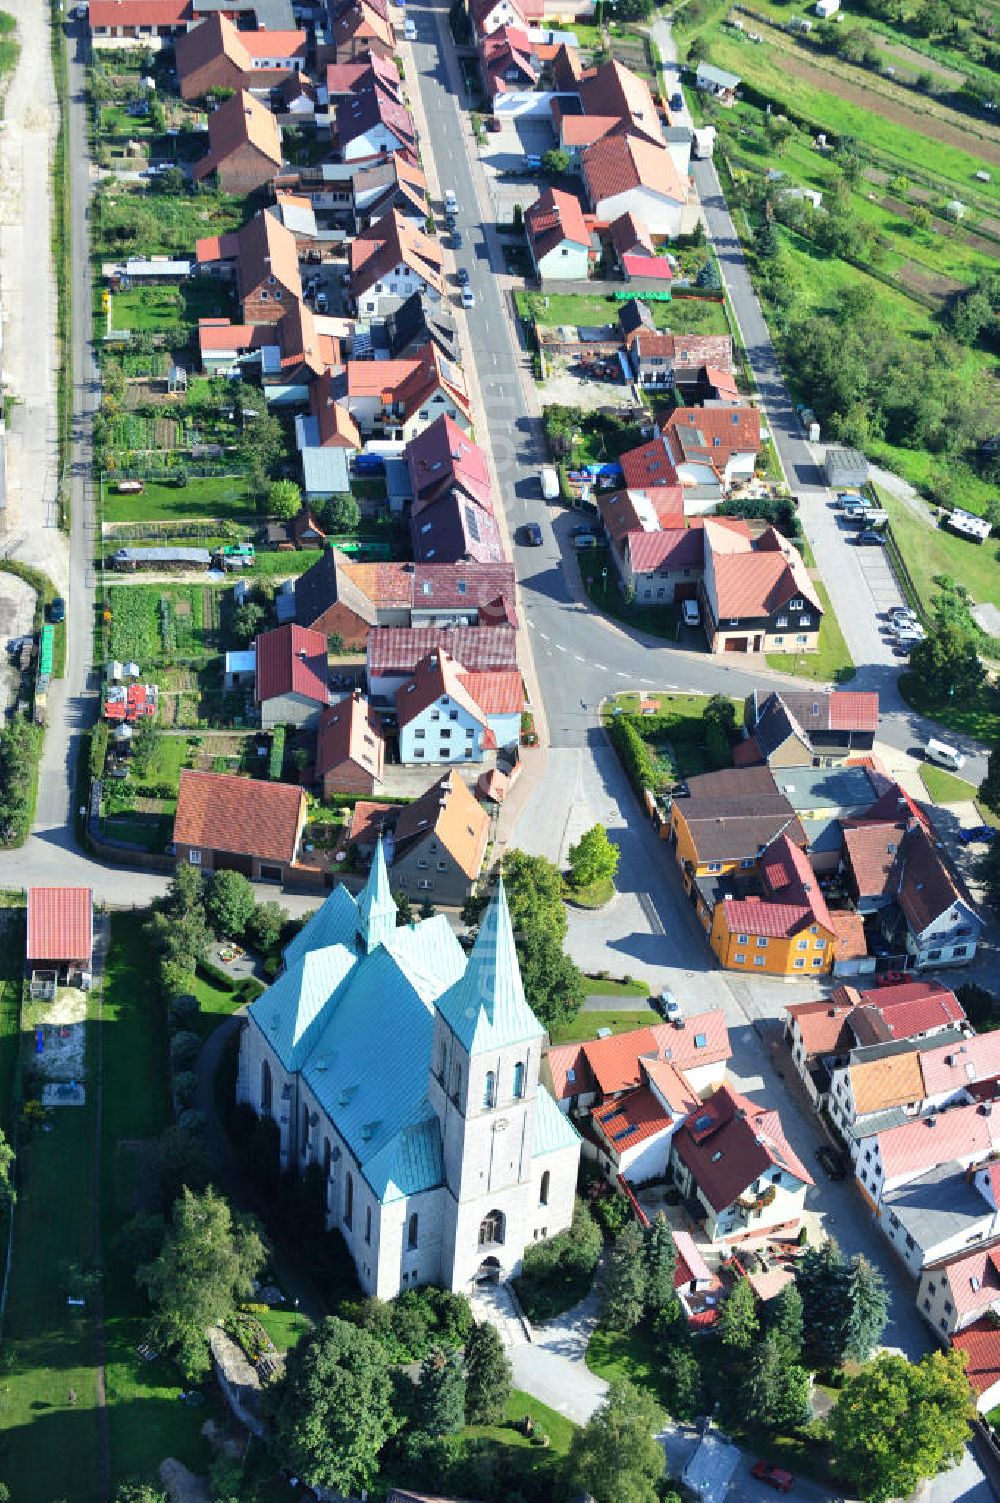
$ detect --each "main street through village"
[0,4,994,1496]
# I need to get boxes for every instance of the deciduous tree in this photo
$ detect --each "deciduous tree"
[137,1187,267,1379]
[232,600,266,646]
[568,1379,665,1503]
[206,868,256,941]
[829,1350,972,1502]
[266,479,302,519]
[567,824,620,890]
[247,899,287,953]
[267,1316,398,1494]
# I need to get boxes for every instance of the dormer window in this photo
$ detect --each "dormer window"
[790,598,804,610]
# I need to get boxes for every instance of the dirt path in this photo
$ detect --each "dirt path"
[0,0,70,590]
[746,19,1000,168]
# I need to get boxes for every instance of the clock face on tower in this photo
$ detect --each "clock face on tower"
[494,1119,508,1132]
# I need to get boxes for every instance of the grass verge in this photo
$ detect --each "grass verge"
[549,1008,659,1044]
[563,876,615,909]
[899,672,1000,745]
[918,763,980,805]
[49,0,71,528]
[582,975,650,997]
[766,582,855,683]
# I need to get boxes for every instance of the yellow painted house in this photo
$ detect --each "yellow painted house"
[668,766,806,927]
[707,834,865,977]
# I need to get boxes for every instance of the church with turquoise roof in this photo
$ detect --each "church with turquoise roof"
[237,840,581,1296]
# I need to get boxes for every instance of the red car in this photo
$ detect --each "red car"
[752,1461,794,1493]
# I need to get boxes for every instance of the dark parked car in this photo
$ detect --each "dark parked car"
[49,597,66,623]
[452,230,464,249]
[457,266,470,286]
[854,530,887,546]
[444,211,457,230]
[486,116,502,132]
[815,1145,846,1180]
[521,522,543,546]
[751,1462,794,1493]
[570,523,593,536]
[959,825,996,845]
[670,91,684,110]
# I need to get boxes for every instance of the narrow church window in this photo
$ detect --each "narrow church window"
[451,1061,463,1103]
[302,1105,309,1153]
[261,1059,272,1115]
[540,1170,550,1206]
[365,1207,372,1245]
[345,1172,354,1229]
[513,1061,525,1100]
[408,1212,419,1250]
[483,1071,496,1109]
[323,1139,331,1182]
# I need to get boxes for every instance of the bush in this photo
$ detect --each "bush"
[160,958,197,999]
[169,1031,201,1070]
[168,993,200,1028]
[589,1185,632,1237]
[609,716,660,797]
[515,1198,602,1324]
[196,956,238,993]
[341,1286,474,1363]
[173,1070,198,1107]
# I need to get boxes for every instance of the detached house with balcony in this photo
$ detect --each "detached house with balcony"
[662,406,761,505]
[699,521,822,656]
[670,1083,813,1246]
[350,209,444,316]
[395,650,522,764]
[626,335,735,395]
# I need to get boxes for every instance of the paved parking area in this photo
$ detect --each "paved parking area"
[479,115,555,218]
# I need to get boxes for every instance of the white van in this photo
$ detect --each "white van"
[925,738,965,772]
[540,467,559,500]
[444,189,457,214]
[682,598,701,628]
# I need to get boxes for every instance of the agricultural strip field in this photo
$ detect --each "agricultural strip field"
[106,583,223,662]
[706,30,1000,192]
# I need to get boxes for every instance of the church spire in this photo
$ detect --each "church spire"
[436,878,541,1052]
[356,836,397,952]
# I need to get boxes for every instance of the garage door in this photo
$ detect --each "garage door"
[723,637,749,652]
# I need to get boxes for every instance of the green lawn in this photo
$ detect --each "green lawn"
[563,875,615,908]
[101,810,175,853]
[587,1323,671,1410]
[102,475,256,524]
[110,280,237,334]
[146,733,189,789]
[101,916,215,1492]
[188,966,250,1041]
[899,671,1000,745]
[578,545,679,641]
[918,762,980,805]
[767,581,855,683]
[581,975,650,997]
[255,1307,312,1353]
[605,691,744,778]
[878,489,1000,611]
[517,289,731,336]
[549,1008,660,1044]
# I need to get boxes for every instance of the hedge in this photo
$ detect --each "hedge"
[609,716,657,798]
[268,725,285,780]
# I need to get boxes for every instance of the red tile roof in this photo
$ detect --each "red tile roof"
[896,823,976,937]
[624,526,701,575]
[831,910,868,961]
[546,1009,731,1101]
[876,1100,1000,1184]
[544,1042,596,1100]
[598,486,685,548]
[724,834,835,941]
[198,316,256,353]
[628,333,734,374]
[593,1086,674,1154]
[705,523,821,620]
[951,1318,1000,1397]
[525,187,590,261]
[665,404,760,463]
[458,669,523,715]
[920,1033,1000,1099]
[672,1083,813,1212]
[395,651,486,731]
[90,0,189,26]
[174,771,306,864]
[578,59,660,139]
[316,695,384,783]
[786,999,857,1056]
[842,821,906,901]
[26,887,93,964]
[583,132,686,208]
[255,623,328,705]
[349,799,402,848]
[367,625,518,677]
[619,434,681,490]
[865,981,966,1040]
[193,89,282,185]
